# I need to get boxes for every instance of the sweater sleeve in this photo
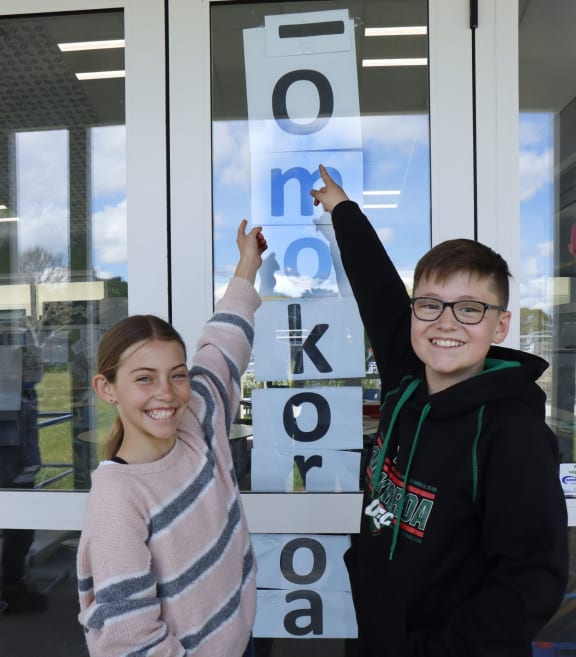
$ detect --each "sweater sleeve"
[409,413,568,657]
[330,201,419,391]
[183,276,260,451]
[77,473,187,657]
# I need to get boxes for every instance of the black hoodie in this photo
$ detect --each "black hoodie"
[331,201,568,657]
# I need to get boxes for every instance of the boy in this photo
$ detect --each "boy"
[311,165,568,657]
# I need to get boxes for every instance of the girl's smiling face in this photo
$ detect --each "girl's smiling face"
[94,338,190,463]
[410,271,511,394]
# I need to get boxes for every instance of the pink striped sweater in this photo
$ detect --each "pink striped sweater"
[77,277,260,657]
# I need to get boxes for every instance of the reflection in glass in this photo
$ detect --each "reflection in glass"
[519,2,576,649]
[0,528,88,655]
[0,10,126,499]
[518,2,576,463]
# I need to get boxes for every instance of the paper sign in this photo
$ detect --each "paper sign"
[252,386,362,450]
[256,219,355,299]
[264,11,354,57]
[253,296,364,381]
[254,589,357,638]
[251,447,360,492]
[243,10,361,153]
[560,463,576,496]
[250,151,363,230]
[252,534,351,591]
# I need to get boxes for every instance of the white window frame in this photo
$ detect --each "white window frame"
[475,0,521,348]
[428,0,476,244]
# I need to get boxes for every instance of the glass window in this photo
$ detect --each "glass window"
[0,11,126,492]
[211,0,430,495]
[211,0,429,648]
[518,1,576,650]
[518,0,576,467]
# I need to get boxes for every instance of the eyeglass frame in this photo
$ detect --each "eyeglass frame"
[410,296,507,325]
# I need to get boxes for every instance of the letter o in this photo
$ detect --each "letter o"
[284,237,331,281]
[272,69,334,135]
[280,538,327,584]
[283,392,331,442]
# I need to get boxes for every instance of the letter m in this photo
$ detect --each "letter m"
[271,167,319,217]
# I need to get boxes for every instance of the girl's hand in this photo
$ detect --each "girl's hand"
[237,219,267,257]
[235,219,267,283]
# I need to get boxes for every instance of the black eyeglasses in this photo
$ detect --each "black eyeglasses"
[411,297,506,325]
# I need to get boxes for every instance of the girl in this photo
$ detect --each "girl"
[77,220,267,657]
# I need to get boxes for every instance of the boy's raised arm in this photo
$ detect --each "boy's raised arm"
[311,165,418,390]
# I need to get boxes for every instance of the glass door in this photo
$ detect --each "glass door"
[473,0,575,650]
[511,0,576,649]
[515,0,576,483]
[0,0,167,649]
[0,0,482,651]
[169,0,475,650]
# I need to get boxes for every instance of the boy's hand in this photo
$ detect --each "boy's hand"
[235,219,268,283]
[310,164,350,213]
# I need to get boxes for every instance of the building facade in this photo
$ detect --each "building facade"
[0,0,575,654]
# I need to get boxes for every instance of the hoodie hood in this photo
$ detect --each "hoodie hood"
[411,344,549,420]
[370,344,550,559]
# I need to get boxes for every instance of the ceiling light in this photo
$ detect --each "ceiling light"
[363,190,401,196]
[363,204,398,209]
[362,58,428,67]
[76,70,125,80]
[365,26,427,37]
[58,39,125,52]
[0,205,7,210]
[0,217,19,223]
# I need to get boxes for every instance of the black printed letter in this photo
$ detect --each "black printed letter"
[272,70,334,135]
[280,538,327,584]
[288,304,332,374]
[283,590,324,636]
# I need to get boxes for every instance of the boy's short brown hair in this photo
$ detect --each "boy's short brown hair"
[413,238,511,308]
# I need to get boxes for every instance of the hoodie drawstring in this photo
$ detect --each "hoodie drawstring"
[388,402,431,560]
[370,378,421,494]
[369,377,431,560]
[471,405,485,504]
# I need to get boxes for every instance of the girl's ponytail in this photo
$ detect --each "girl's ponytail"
[103,417,124,460]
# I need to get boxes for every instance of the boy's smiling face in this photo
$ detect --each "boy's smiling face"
[411,271,511,394]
